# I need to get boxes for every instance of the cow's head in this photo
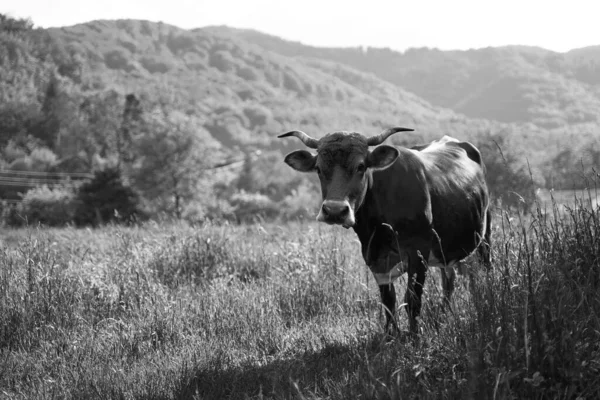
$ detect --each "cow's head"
[279,127,413,228]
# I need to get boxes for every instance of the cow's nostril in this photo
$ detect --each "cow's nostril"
[322,201,349,218]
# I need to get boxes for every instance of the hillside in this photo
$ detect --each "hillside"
[2,16,598,222]
[41,19,568,174]
[216,27,600,130]
[43,19,512,150]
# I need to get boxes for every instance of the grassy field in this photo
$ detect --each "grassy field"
[1,197,599,399]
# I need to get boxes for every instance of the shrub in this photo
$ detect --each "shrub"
[283,71,304,94]
[208,50,236,73]
[140,56,174,74]
[1,202,24,227]
[1,185,75,227]
[243,104,271,128]
[166,33,195,54]
[74,168,143,226]
[280,181,320,221]
[22,185,75,226]
[28,147,57,170]
[103,49,135,71]
[237,65,259,81]
[229,190,279,223]
[198,198,237,223]
[475,133,538,210]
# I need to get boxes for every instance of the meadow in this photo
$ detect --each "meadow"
[1,195,599,399]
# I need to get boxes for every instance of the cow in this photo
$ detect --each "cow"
[279,127,491,334]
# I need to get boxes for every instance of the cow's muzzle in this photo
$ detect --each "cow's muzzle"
[317,200,355,228]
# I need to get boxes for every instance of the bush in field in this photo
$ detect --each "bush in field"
[476,132,538,210]
[200,188,282,224]
[229,190,279,223]
[21,185,75,226]
[1,202,24,226]
[1,185,76,227]
[74,168,143,226]
[280,180,320,221]
[195,197,237,223]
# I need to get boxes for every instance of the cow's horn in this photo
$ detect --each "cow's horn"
[278,130,319,149]
[366,127,414,146]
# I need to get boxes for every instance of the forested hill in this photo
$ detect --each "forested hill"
[43,20,599,168]
[42,19,504,147]
[213,26,600,130]
[1,16,598,223]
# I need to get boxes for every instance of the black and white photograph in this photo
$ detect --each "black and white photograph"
[1,1,599,398]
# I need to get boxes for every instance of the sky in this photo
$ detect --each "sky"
[2,0,598,52]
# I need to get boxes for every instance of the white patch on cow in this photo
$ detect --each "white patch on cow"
[371,262,407,285]
[342,203,355,228]
[316,200,355,228]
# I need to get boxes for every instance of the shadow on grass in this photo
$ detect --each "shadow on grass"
[175,334,407,399]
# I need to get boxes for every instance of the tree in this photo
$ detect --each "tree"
[475,132,537,211]
[0,102,41,147]
[76,90,122,166]
[28,74,82,152]
[74,168,142,226]
[130,110,218,219]
[235,150,310,201]
[236,152,258,193]
[37,75,62,147]
[118,93,144,167]
[544,136,600,190]
[0,14,34,35]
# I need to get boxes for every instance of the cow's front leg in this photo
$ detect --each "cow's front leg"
[405,256,427,334]
[378,283,398,334]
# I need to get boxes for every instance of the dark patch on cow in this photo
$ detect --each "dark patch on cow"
[365,223,409,275]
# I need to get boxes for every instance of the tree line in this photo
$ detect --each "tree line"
[1,14,596,227]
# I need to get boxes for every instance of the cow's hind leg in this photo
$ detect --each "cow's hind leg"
[378,283,398,334]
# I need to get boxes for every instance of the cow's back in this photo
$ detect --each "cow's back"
[355,137,489,265]
[416,138,490,262]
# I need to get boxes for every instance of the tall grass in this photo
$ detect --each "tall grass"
[0,192,599,399]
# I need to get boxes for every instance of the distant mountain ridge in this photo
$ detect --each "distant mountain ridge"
[32,19,599,180]
[2,15,598,210]
[210,26,600,129]
[2,15,599,198]
[45,19,508,149]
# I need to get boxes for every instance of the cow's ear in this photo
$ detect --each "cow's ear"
[284,150,317,172]
[367,145,399,170]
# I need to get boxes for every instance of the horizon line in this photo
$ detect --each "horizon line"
[29,17,599,55]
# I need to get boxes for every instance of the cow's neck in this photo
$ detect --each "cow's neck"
[356,169,387,222]
[353,171,386,257]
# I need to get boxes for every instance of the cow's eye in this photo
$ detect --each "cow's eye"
[357,163,366,173]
